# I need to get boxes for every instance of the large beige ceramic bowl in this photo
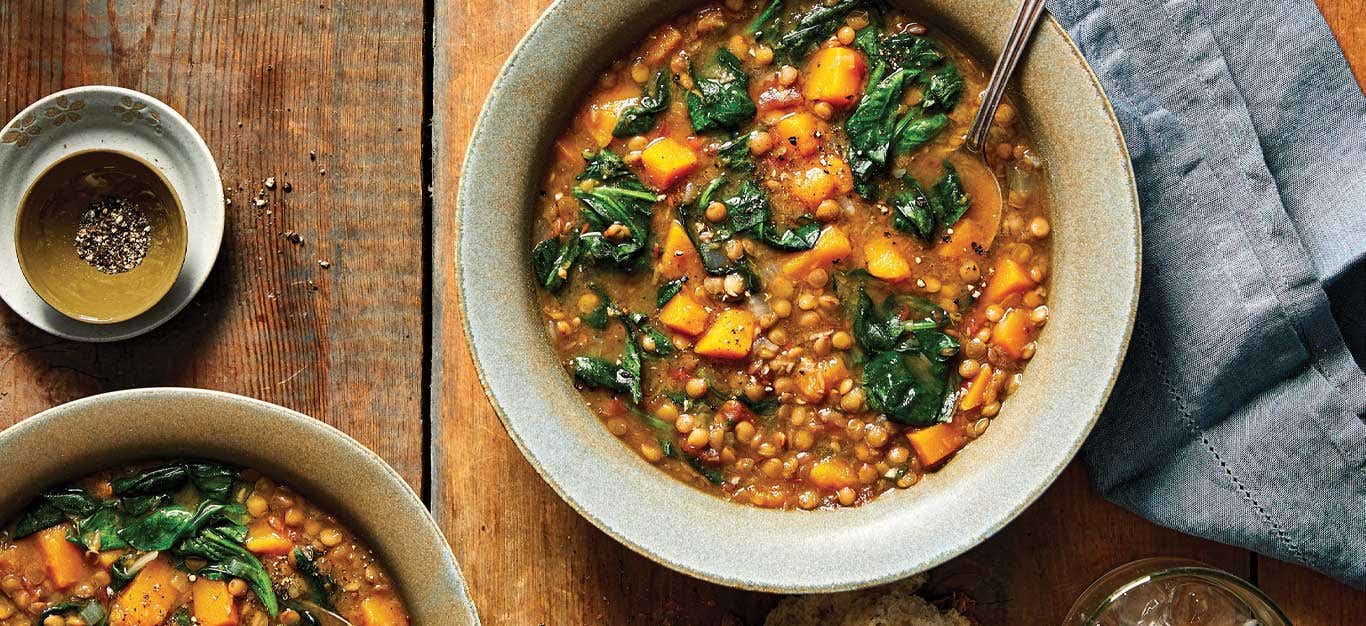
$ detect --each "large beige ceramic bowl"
[0,389,480,624]
[456,0,1139,591]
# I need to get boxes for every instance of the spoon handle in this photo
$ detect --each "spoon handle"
[965,0,1048,153]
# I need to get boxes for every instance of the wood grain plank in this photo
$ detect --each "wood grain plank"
[0,0,427,489]
[430,2,1271,624]
[1255,3,1366,624]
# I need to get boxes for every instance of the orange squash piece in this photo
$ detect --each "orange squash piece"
[864,237,911,282]
[802,46,866,109]
[34,525,89,590]
[658,220,703,280]
[640,137,698,189]
[582,82,641,148]
[796,357,851,403]
[908,423,967,468]
[694,309,757,360]
[773,111,823,157]
[992,308,1036,359]
[781,226,852,278]
[808,457,858,490]
[110,558,183,626]
[658,291,709,336]
[959,365,993,411]
[790,165,838,208]
[979,258,1035,306]
[192,578,239,626]
[243,520,293,556]
[360,596,411,626]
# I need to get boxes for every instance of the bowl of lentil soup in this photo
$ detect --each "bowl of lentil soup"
[458,0,1138,591]
[0,389,480,625]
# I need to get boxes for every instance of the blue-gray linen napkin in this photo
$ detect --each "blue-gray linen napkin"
[1045,0,1366,587]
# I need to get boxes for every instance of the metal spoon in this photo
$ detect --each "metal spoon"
[965,0,1048,155]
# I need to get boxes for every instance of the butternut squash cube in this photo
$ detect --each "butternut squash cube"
[808,457,857,490]
[360,596,411,626]
[243,520,293,556]
[110,558,183,626]
[641,25,683,65]
[192,578,239,626]
[658,220,703,280]
[980,258,1036,306]
[781,226,852,278]
[959,365,993,411]
[694,309,757,360]
[773,111,822,157]
[658,291,709,336]
[34,525,88,590]
[582,82,641,148]
[802,46,867,109]
[641,137,698,189]
[790,164,838,208]
[908,423,967,468]
[991,308,1036,359]
[864,237,911,282]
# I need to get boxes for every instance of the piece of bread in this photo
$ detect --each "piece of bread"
[765,574,971,626]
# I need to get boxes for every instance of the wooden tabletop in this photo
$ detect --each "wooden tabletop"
[1,0,1361,623]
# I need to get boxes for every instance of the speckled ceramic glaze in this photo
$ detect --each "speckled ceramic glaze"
[0,389,481,625]
[456,0,1140,591]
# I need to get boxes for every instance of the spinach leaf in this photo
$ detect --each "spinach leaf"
[573,150,659,272]
[69,504,127,551]
[931,161,971,227]
[12,486,102,538]
[571,356,641,404]
[774,0,867,61]
[677,178,764,290]
[853,288,958,425]
[583,285,612,330]
[747,0,784,39]
[613,71,671,138]
[112,464,190,497]
[187,462,239,503]
[893,112,948,155]
[171,609,194,626]
[294,547,339,611]
[687,49,756,133]
[117,505,195,551]
[684,454,725,485]
[531,235,581,293]
[878,33,944,78]
[621,311,677,358]
[716,133,756,174]
[891,177,935,241]
[656,278,687,308]
[179,527,279,616]
[119,494,167,517]
[920,64,964,112]
[719,179,821,251]
[39,600,105,626]
[863,351,950,426]
[846,69,911,198]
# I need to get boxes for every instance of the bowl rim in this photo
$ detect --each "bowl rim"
[454,0,1141,592]
[0,85,225,342]
[0,387,482,624]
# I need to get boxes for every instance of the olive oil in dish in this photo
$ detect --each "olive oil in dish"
[15,150,187,324]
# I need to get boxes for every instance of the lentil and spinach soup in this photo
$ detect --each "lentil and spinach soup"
[532,0,1052,509]
[0,461,409,626]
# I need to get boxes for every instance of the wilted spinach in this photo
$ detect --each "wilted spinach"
[12,486,101,538]
[747,0,784,39]
[853,288,961,426]
[716,132,756,174]
[574,151,659,271]
[687,49,757,133]
[613,71,671,138]
[718,179,821,251]
[180,526,280,616]
[656,278,687,309]
[773,0,870,61]
[920,64,964,112]
[846,69,912,198]
[294,547,340,611]
[931,160,970,227]
[894,112,948,155]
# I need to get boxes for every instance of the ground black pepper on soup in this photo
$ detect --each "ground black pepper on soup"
[531,0,1052,510]
[0,461,410,626]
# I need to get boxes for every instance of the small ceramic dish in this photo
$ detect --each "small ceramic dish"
[0,86,223,341]
[457,0,1140,592]
[0,388,482,625]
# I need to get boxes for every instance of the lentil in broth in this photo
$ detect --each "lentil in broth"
[533,0,1052,510]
